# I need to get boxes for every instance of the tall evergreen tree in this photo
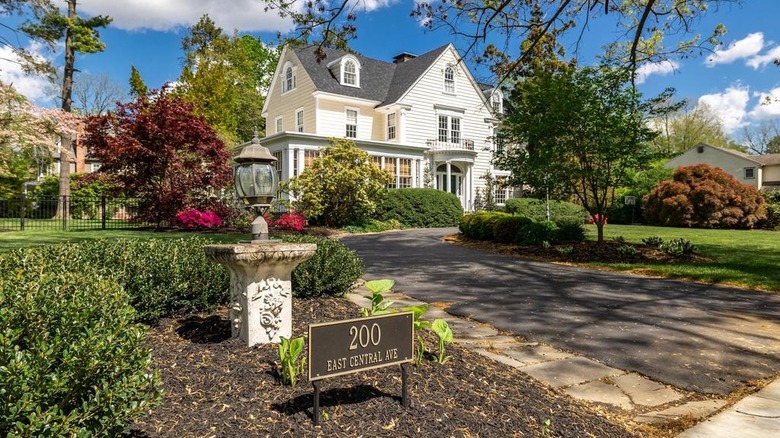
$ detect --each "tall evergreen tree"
[128,65,148,98]
[21,0,111,217]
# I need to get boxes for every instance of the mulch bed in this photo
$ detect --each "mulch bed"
[128,297,644,437]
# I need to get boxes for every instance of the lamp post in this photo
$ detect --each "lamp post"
[204,136,316,347]
[233,138,279,241]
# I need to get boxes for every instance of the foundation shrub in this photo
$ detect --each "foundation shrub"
[374,188,464,228]
[492,216,534,243]
[504,198,590,224]
[281,234,365,298]
[0,257,161,436]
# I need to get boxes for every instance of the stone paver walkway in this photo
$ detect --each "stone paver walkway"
[347,286,779,436]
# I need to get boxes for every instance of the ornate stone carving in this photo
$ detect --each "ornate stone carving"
[205,242,316,347]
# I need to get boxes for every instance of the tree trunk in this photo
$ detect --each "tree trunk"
[55,0,76,219]
[596,221,604,243]
[55,135,73,219]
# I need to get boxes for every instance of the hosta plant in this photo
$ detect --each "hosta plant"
[361,279,394,316]
[431,319,454,364]
[278,336,306,387]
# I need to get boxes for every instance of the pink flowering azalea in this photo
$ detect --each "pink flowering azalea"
[176,208,223,229]
[272,211,306,232]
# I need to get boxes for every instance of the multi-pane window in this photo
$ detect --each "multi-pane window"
[371,156,382,169]
[293,149,299,176]
[343,60,357,86]
[494,177,508,205]
[387,113,396,140]
[275,117,283,134]
[745,167,756,179]
[272,151,283,181]
[346,109,358,138]
[444,66,455,93]
[385,158,397,189]
[492,92,502,114]
[303,150,319,169]
[398,159,412,188]
[438,115,461,144]
[295,109,304,132]
[284,66,296,92]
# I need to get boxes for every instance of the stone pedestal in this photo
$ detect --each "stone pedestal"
[204,242,317,347]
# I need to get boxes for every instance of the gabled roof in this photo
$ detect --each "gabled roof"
[752,153,780,165]
[292,44,452,107]
[687,143,762,165]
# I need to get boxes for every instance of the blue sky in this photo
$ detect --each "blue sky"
[1,0,778,141]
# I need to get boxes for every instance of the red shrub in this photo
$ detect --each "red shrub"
[643,164,766,228]
[272,211,306,232]
[176,209,223,229]
[588,214,608,225]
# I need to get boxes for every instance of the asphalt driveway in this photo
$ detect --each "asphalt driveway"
[340,228,780,396]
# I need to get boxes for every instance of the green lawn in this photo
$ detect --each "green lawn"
[589,224,780,292]
[0,229,247,252]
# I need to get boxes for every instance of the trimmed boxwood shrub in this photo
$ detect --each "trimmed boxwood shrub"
[459,212,511,240]
[517,220,558,245]
[281,234,365,298]
[0,256,161,436]
[555,221,588,242]
[504,198,590,224]
[492,216,534,243]
[374,188,464,228]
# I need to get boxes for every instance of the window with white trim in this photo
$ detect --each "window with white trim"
[282,63,296,93]
[345,109,358,138]
[745,167,756,179]
[387,113,396,140]
[492,91,503,114]
[444,66,455,94]
[343,59,357,86]
[494,176,509,204]
[398,158,412,188]
[272,151,283,181]
[275,116,283,134]
[438,115,461,144]
[303,150,319,170]
[295,109,304,132]
[385,158,397,189]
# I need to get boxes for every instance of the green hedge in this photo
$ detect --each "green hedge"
[460,212,586,245]
[0,257,161,436]
[281,234,365,298]
[504,198,590,224]
[374,188,464,228]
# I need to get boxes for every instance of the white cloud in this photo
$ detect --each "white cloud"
[359,0,401,12]
[0,42,55,104]
[635,60,679,84]
[697,86,750,133]
[747,45,780,69]
[78,0,298,32]
[749,88,780,119]
[706,32,764,67]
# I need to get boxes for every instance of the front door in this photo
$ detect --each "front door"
[436,163,462,197]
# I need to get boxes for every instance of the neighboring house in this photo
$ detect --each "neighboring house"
[45,134,101,179]
[258,43,509,210]
[665,142,780,191]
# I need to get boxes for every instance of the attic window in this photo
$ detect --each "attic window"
[282,62,296,93]
[332,56,361,88]
[697,145,704,153]
[492,90,503,114]
[444,66,455,94]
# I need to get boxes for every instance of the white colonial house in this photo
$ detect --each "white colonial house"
[259,44,510,210]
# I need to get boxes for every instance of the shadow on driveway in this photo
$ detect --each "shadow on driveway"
[341,228,780,396]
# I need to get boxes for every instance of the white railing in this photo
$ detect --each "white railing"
[426,139,475,151]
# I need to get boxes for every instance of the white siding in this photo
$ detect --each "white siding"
[666,145,761,188]
[264,51,317,134]
[316,98,379,140]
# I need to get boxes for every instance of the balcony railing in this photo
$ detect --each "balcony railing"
[426,138,475,151]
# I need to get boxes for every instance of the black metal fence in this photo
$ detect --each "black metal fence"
[0,196,153,231]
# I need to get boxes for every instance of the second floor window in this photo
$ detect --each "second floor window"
[346,109,358,138]
[492,91,503,114]
[387,113,396,140]
[295,109,304,132]
[444,66,455,94]
[438,115,460,144]
[275,117,283,134]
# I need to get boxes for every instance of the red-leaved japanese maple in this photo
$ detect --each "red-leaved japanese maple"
[83,90,232,226]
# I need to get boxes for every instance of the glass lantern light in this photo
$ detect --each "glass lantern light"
[233,137,278,241]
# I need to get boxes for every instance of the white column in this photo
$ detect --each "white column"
[297,148,304,176]
[465,165,472,211]
[413,159,419,187]
[285,148,295,180]
[398,109,407,144]
[446,161,452,193]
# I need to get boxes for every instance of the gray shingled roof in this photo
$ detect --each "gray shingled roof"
[292,44,450,107]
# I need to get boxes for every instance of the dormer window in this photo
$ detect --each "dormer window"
[330,55,361,87]
[444,66,455,94]
[492,90,503,114]
[344,59,357,86]
[282,61,296,93]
